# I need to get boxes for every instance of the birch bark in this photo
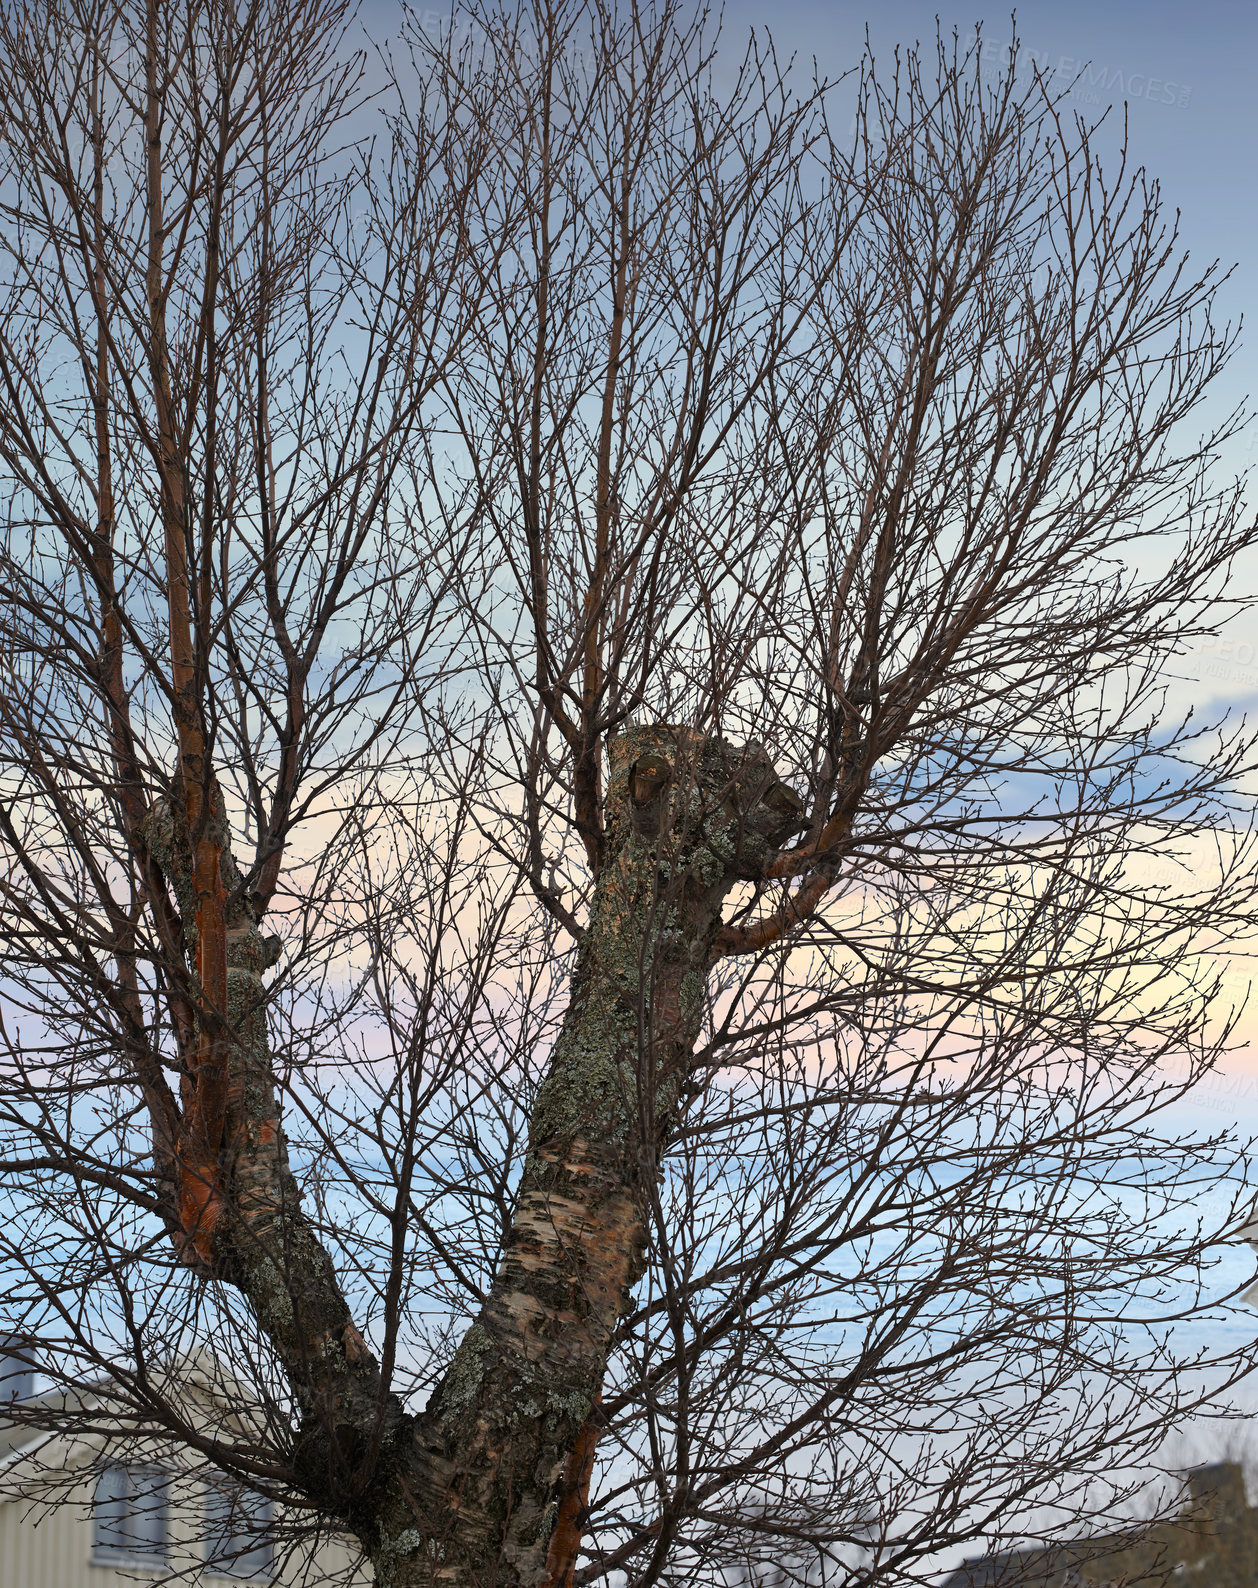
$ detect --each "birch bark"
[151,726,800,1587]
[374,725,800,1587]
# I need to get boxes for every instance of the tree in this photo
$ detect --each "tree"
[0,0,1256,1584]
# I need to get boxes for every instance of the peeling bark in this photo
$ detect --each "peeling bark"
[143,726,799,1586]
[373,725,801,1588]
[143,781,410,1519]
[543,1399,601,1588]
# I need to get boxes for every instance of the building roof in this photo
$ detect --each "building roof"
[941,1465,1256,1588]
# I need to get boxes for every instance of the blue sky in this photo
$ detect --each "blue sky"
[725,0,1254,440]
[717,0,1256,316]
[362,0,1256,456]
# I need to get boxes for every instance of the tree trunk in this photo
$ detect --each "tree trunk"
[149,726,798,1587]
[368,724,797,1588]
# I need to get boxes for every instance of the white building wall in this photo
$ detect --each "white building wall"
[0,1437,370,1588]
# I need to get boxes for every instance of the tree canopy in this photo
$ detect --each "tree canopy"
[0,2,1256,1585]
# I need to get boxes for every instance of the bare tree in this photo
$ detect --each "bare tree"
[1,2,1257,1586]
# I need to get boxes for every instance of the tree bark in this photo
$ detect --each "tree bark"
[372,724,798,1588]
[147,725,799,1587]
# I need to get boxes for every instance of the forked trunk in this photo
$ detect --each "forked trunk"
[149,726,799,1588]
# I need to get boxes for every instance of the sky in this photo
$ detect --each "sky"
[364,0,1258,570]
[353,0,1258,1075]
[712,0,1258,467]
[717,0,1258,312]
[708,0,1258,1434]
[366,0,1258,294]
[361,0,1258,509]
[378,0,1258,359]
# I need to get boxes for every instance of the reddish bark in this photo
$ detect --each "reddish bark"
[543,1400,602,1588]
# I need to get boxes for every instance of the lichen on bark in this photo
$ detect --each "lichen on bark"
[142,730,802,1588]
[394,724,804,1588]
